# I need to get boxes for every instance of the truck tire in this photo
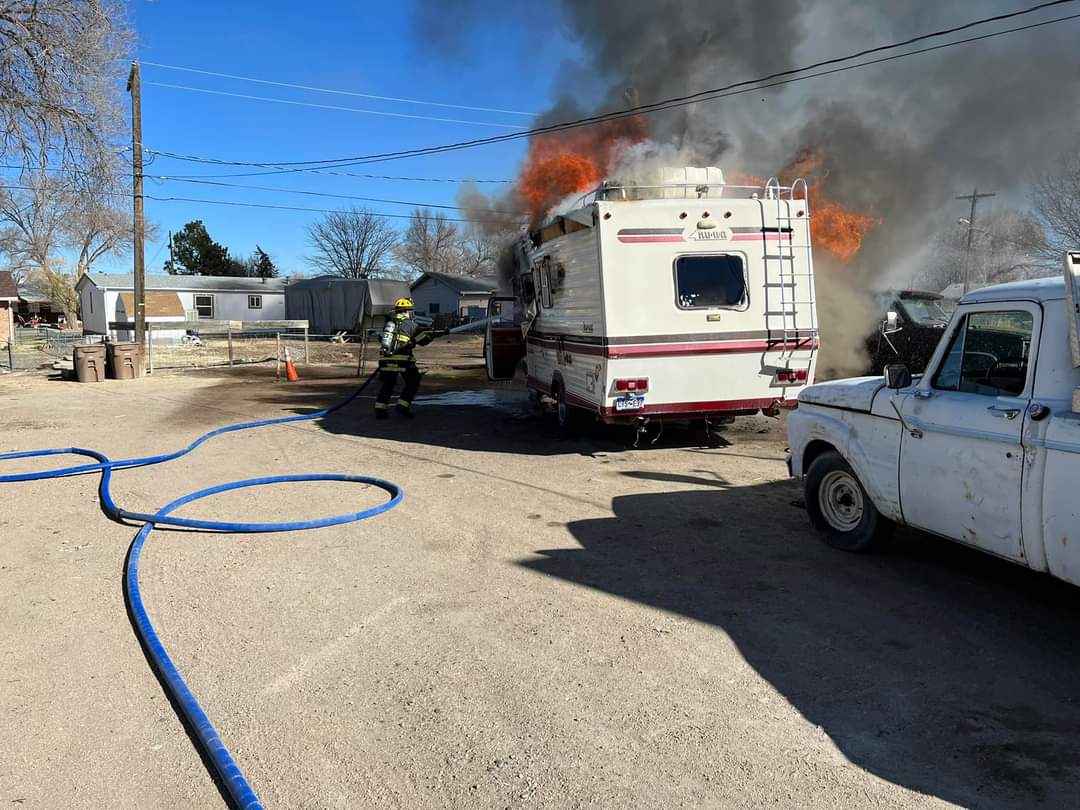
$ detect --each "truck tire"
[805,450,890,552]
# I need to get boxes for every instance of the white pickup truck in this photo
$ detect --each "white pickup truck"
[787,259,1080,586]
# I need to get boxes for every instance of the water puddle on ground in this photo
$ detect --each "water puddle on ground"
[415,389,531,415]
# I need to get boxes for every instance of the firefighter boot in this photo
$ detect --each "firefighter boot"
[395,400,415,418]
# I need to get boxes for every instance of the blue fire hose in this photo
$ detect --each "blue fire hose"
[0,370,400,809]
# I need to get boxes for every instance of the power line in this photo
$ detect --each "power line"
[144,82,525,129]
[157,176,524,215]
[146,1,1080,174]
[143,194,513,224]
[0,161,516,185]
[0,183,516,225]
[0,167,520,212]
[140,61,536,117]
[168,167,515,183]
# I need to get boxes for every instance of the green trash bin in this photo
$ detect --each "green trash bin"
[73,344,107,383]
[106,341,143,379]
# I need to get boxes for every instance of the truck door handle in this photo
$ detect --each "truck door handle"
[987,406,1020,420]
[912,389,933,400]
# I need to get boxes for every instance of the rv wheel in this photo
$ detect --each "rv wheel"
[553,383,586,435]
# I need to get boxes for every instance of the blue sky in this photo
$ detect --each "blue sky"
[121,0,579,276]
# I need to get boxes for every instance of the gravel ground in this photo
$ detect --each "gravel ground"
[2,356,1080,809]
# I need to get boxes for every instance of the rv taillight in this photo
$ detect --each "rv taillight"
[615,378,649,393]
[776,369,809,385]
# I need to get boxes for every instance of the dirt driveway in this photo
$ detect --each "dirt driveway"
[2,362,1080,809]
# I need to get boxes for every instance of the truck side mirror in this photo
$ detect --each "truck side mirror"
[885,311,899,333]
[883,364,912,390]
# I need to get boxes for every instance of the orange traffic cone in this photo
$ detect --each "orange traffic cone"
[284,346,300,382]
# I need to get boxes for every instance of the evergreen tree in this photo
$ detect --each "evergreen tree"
[253,245,278,278]
[164,220,234,276]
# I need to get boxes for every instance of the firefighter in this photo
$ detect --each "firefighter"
[374,298,439,419]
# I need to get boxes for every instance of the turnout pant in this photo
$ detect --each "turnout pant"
[375,363,421,412]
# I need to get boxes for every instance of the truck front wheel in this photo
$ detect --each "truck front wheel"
[805,451,890,552]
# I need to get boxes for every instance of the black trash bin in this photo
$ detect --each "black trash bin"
[106,341,143,379]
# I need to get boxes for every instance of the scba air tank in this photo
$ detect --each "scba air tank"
[380,319,399,354]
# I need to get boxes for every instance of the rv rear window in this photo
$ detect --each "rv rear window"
[674,255,746,309]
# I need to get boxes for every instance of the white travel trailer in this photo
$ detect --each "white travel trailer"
[486,167,819,432]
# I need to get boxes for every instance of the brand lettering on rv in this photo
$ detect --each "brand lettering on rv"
[688,229,730,241]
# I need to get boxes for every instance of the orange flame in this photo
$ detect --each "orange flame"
[782,148,879,263]
[735,150,878,262]
[517,116,648,222]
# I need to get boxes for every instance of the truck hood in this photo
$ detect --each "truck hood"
[797,376,886,413]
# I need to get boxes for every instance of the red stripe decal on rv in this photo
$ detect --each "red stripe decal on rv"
[606,339,818,359]
[617,235,687,243]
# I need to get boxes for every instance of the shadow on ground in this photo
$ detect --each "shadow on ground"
[179,367,783,457]
[522,479,1080,808]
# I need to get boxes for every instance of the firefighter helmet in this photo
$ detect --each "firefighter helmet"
[394,297,415,311]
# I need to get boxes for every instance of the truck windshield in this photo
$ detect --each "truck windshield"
[902,298,949,324]
[674,255,746,309]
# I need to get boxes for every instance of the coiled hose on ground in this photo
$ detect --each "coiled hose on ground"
[0,370,400,809]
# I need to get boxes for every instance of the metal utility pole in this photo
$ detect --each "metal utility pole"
[127,62,146,349]
[956,187,996,295]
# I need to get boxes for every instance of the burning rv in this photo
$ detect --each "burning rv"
[484,166,819,431]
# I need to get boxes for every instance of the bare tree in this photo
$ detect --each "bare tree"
[0,173,72,281]
[395,208,465,277]
[28,266,78,323]
[66,174,145,278]
[454,182,525,276]
[1033,144,1080,267]
[306,208,400,278]
[918,209,1046,292]
[0,0,131,174]
[0,164,142,283]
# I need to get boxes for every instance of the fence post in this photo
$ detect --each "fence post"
[7,339,12,371]
[275,332,281,382]
[304,326,309,364]
[227,327,234,367]
[146,323,154,374]
[357,330,367,377]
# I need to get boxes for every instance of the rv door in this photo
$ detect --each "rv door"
[484,296,526,380]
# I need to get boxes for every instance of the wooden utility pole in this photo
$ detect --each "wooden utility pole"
[127,62,146,349]
[956,187,996,295]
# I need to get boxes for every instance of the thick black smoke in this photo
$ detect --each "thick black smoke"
[420,1,1080,373]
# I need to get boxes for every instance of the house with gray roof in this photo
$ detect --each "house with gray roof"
[75,273,289,340]
[409,272,500,323]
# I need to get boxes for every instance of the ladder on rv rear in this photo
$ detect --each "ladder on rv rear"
[762,177,818,367]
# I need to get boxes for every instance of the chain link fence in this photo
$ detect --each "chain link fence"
[2,327,103,373]
[147,329,379,375]
[3,323,485,378]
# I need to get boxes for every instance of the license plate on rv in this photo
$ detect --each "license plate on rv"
[615,395,645,412]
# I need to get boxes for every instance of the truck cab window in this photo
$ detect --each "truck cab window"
[932,310,1033,396]
[674,255,746,309]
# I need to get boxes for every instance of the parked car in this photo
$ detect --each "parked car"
[861,289,950,376]
[787,267,1080,586]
